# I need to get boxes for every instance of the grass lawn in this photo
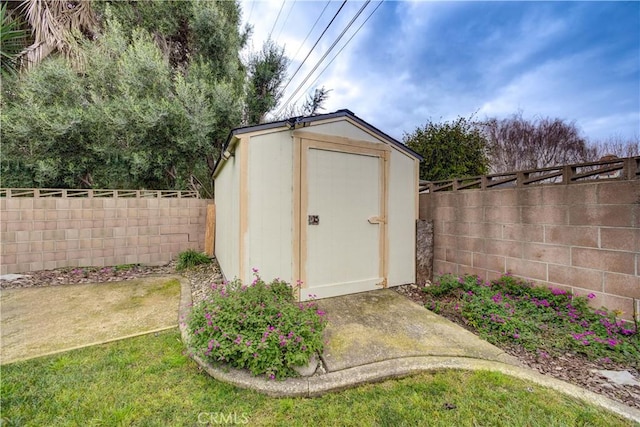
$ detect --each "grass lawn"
[1,329,632,426]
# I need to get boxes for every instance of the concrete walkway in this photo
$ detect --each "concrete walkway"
[319,289,518,371]
[179,283,640,423]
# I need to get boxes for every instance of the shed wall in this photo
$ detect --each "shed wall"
[387,149,418,285]
[214,144,241,280]
[246,131,294,283]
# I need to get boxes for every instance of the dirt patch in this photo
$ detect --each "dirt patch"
[0,276,181,364]
[0,263,177,290]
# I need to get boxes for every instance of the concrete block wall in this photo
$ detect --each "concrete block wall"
[419,180,639,320]
[1,196,211,274]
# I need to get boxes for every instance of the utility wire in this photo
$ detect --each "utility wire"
[278,0,348,97]
[292,0,385,107]
[290,1,331,63]
[268,0,287,40]
[275,0,297,43]
[246,0,256,24]
[275,0,371,116]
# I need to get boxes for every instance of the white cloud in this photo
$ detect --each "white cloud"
[239,1,640,141]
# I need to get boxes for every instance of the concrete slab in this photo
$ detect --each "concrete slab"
[1,276,182,364]
[316,289,519,372]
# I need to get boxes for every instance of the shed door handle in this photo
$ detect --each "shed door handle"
[368,216,385,224]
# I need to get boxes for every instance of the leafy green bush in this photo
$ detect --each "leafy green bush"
[175,249,211,271]
[187,274,326,379]
[424,274,639,366]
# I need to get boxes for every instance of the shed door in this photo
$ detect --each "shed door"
[299,138,387,300]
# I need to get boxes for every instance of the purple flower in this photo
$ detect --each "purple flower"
[513,333,520,339]
[316,310,326,316]
[587,293,596,299]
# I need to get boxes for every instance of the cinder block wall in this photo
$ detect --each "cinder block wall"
[419,180,639,320]
[1,196,211,274]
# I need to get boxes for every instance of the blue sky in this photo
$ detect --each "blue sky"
[240,1,640,142]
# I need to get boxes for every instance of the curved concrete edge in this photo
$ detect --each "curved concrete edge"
[178,280,640,423]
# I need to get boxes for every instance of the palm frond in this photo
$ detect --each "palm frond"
[20,0,97,69]
[1,2,29,75]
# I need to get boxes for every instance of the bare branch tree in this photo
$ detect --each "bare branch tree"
[481,112,593,173]
[588,135,640,159]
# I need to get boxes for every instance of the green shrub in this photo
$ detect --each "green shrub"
[424,274,639,366]
[175,249,211,271]
[187,273,327,379]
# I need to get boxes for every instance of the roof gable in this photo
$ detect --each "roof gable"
[221,109,423,161]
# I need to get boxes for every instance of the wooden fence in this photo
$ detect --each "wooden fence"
[0,188,200,198]
[420,156,639,193]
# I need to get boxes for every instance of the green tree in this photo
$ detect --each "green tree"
[245,39,288,124]
[1,0,291,194]
[1,20,183,189]
[403,117,490,181]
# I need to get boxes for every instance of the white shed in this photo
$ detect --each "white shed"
[213,109,422,300]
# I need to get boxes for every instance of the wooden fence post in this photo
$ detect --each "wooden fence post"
[204,204,216,256]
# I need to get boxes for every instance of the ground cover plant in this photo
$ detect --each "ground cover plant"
[1,329,632,426]
[187,273,326,379]
[423,274,639,367]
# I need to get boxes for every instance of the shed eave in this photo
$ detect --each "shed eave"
[213,109,424,175]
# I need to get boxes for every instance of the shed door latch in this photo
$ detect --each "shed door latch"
[308,215,319,225]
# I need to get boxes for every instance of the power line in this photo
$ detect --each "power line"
[246,0,256,23]
[275,0,371,116]
[268,0,287,40]
[292,0,385,107]
[278,0,348,98]
[275,1,297,43]
[290,1,331,63]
